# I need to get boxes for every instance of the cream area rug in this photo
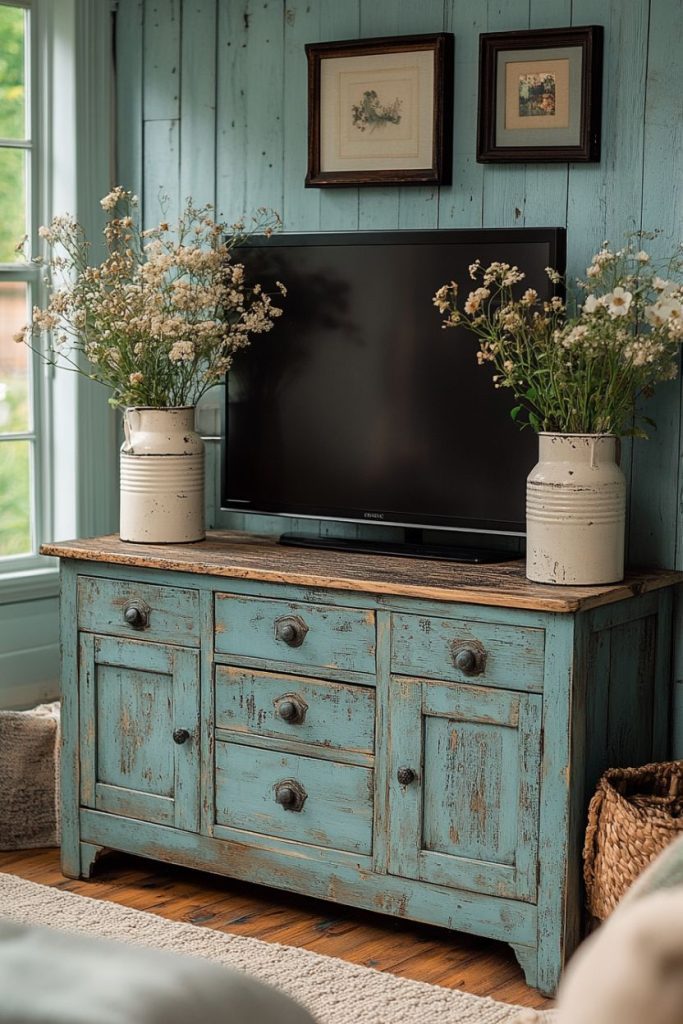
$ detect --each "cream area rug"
[0,873,553,1024]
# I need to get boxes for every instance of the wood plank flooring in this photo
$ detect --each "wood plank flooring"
[0,848,553,1011]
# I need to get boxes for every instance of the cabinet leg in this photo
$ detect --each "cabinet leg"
[510,943,539,991]
[516,937,565,995]
[79,842,110,879]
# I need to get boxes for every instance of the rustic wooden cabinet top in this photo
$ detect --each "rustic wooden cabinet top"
[42,531,682,614]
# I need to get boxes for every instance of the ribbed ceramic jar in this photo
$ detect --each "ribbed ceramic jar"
[526,433,626,585]
[120,407,205,544]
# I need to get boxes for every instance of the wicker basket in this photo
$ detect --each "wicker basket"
[583,760,683,920]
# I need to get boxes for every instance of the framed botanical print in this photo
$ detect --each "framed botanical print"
[305,33,454,187]
[477,26,603,163]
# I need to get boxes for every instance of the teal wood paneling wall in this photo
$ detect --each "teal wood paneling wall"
[115,0,683,751]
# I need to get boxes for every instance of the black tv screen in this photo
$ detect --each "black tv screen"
[222,228,565,535]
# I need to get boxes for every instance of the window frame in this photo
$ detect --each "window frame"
[0,0,118,601]
[0,0,53,579]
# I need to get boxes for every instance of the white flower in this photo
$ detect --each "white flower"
[561,324,589,349]
[636,250,650,262]
[468,261,480,279]
[168,340,196,363]
[464,287,490,315]
[545,266,561,284]
[646,296,683,328]
[583,294,601,314]
[604,286,633,317]
[521,288,538,306]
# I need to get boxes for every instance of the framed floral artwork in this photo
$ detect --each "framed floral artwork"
[305,34,454,187]
[477,26,603,163]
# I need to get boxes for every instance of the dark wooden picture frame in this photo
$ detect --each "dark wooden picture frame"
[305,33,454,188]
[477,26,603,163]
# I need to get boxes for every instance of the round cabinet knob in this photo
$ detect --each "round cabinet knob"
[172,728,190,745]
[274,615,309,648]
[274,780,307,812]
[278,700,297,720]
[276,695,307,725]
[275,785,296,807]
[123,601,149,631]
[451,641,486,676]
[396,766,416,786]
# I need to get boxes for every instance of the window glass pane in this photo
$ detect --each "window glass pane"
[0,439,32,557]
[0,280,29,433]
[0,6,26,140]
[0,148,26,262]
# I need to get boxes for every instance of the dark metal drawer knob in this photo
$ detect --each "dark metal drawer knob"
[450,640,486,676]
[123,601,150,630]
[172,728,191,745]
[275,614,309,648]
[274,779,307,812]
[276,695,308,725]
[397,766,416,786]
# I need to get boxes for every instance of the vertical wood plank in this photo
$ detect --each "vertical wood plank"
[318,0,360,231]
[652,589,674,759]
[629,0,683,567]
[584,627,611,793]
[283,2,321,230]
[521,0,570,228]
[215,0,249,222]
[59,564,81,879]
[143,0,181,121]
[566,0,649,282]
[437,0,486,229]
[244,1,285,217]
[78,633,96,808]
[173,647,201,832]
[396,0,444,230]
[481,0,530,229]
[199,589,216,836]
[179,0,218,206]
[606,616,656,767]
[357,0,400,230]
[143,119,181,227]
[372,610,391,874]
[115,0,144,194]
[535,614,575,996]
[386,676,422,878]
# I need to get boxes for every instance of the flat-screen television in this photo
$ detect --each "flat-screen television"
[221,228,565,555]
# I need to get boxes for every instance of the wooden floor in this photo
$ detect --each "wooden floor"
[0,848,554,1011]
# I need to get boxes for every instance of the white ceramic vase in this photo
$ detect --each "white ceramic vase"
[526,433,626,585]
[120,407,205,544]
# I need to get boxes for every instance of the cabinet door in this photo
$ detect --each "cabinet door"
[79,634,200,831]
[388,677,541,901]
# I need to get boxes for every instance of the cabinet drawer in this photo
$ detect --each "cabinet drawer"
[78,576,200,646]
[215,741,373,854]
[215,666,375,755]
[391,613,545,692]
[214,594,376,675]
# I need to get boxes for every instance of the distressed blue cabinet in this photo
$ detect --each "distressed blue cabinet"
[79,633,200,831]
[387,677,542,902]
[44,532,681,996]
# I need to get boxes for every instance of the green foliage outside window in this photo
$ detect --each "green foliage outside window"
[0,379,31,556]
[0,5,26,263]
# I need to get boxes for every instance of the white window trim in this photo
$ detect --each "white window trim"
[0,0,118,600]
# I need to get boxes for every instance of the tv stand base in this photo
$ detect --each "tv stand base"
[278,531,520,564]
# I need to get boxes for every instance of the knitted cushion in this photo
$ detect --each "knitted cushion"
[0,702,60,850]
